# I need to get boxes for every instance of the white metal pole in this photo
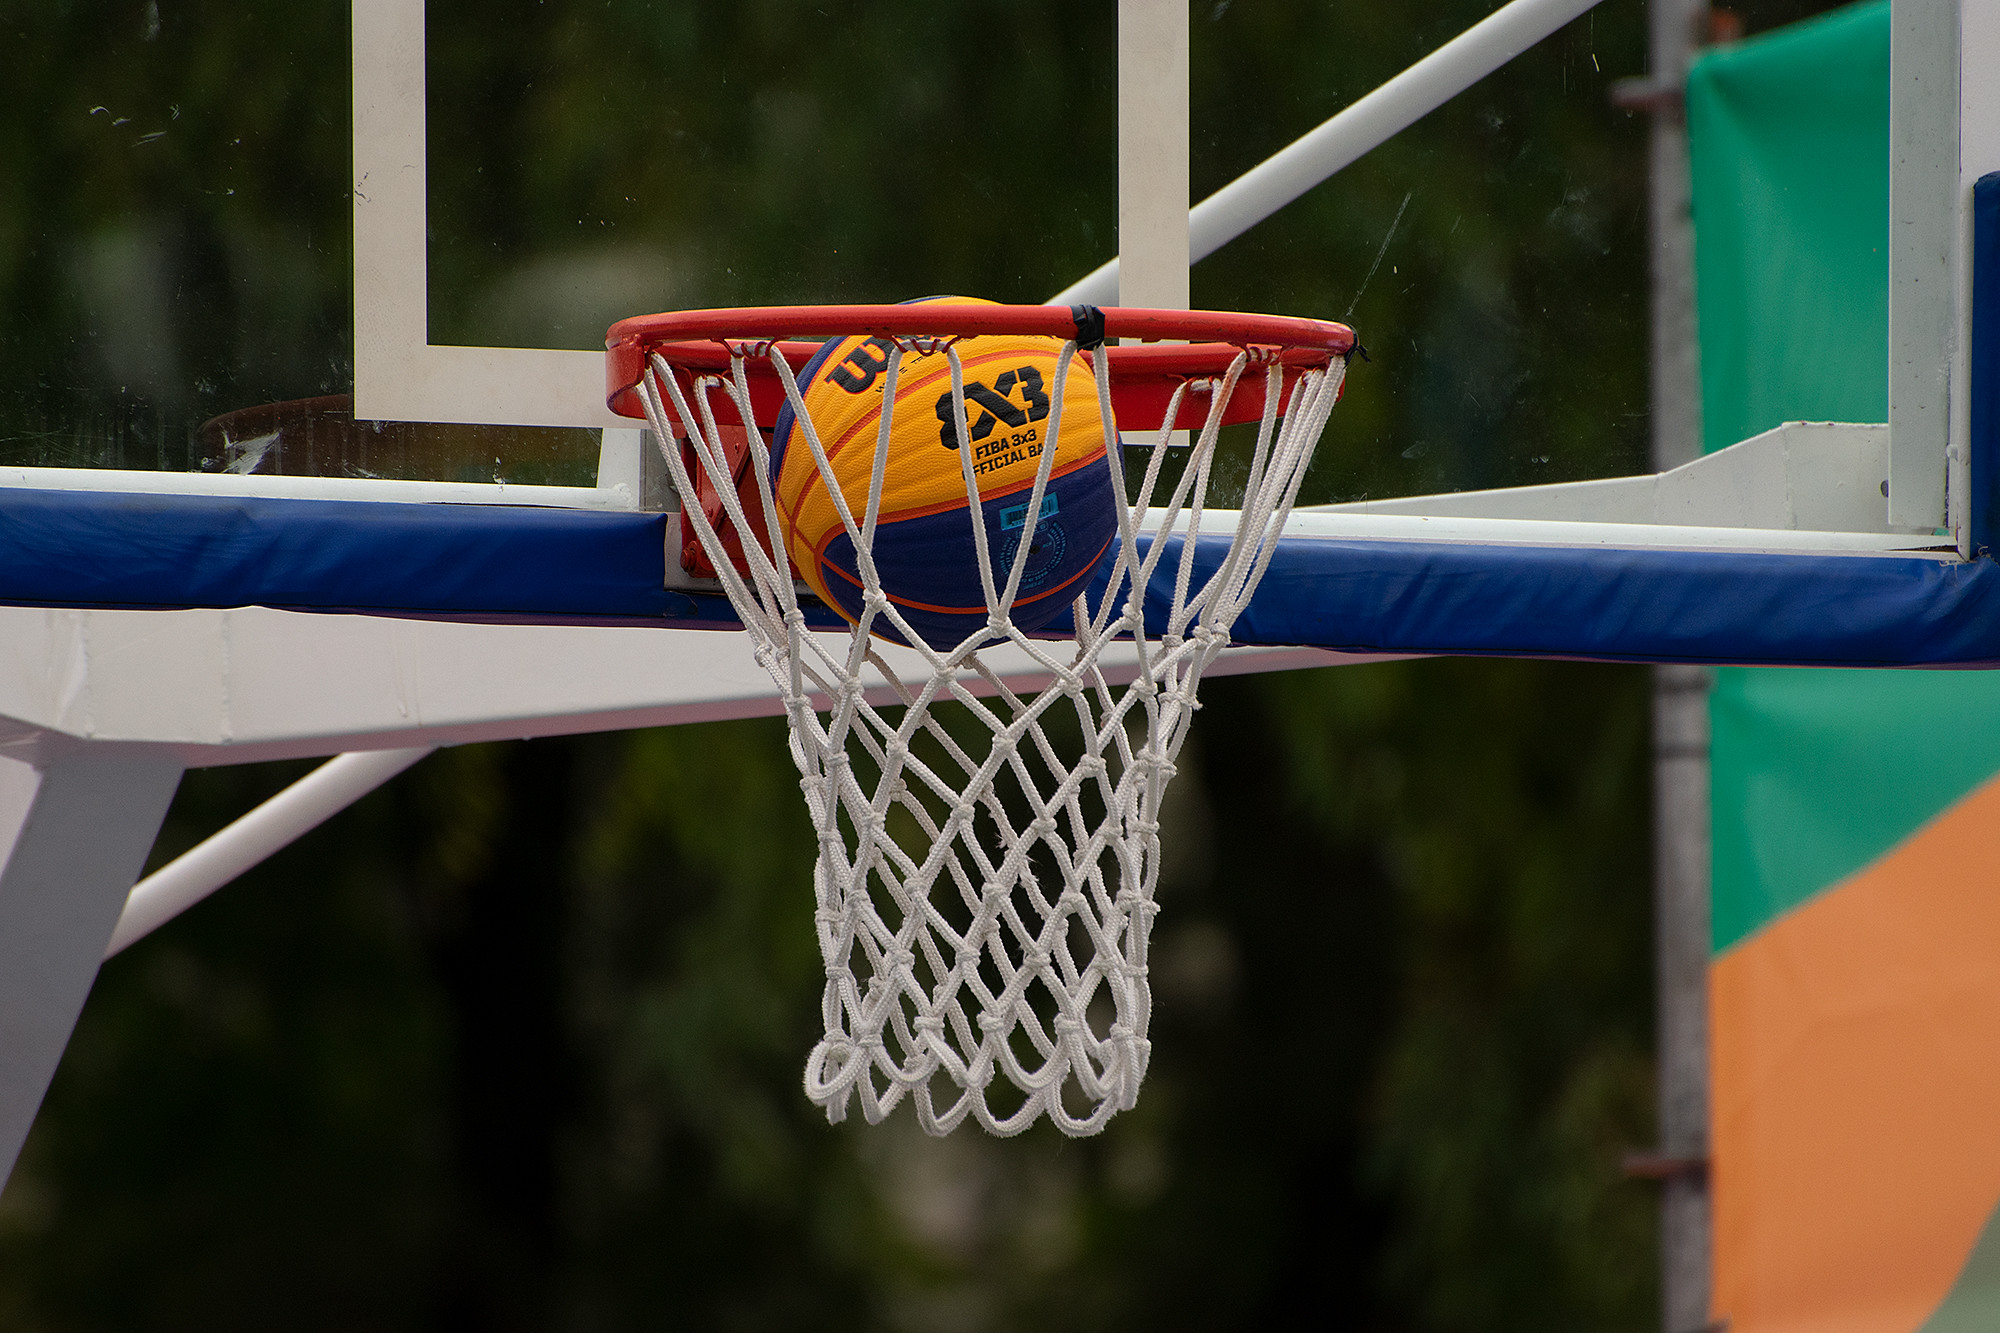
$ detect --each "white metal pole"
[1053,0,1612,306]
[0,749,184,1186]
[1886,0,1960,532]
[105,746,435,957]
[1118,0,1190,312]
[1119,0,1191,449]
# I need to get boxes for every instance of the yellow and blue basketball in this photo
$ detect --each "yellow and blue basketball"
[770,300,1119,651]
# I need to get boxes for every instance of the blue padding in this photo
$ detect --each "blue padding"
[7,487,2000,666]
[1111,533,2000,667]
[1972,172,2000,555]
[0,489,673,620]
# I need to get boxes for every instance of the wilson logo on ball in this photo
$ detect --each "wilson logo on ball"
[824,337,899,393]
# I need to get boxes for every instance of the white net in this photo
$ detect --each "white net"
[632,329,1345,1136]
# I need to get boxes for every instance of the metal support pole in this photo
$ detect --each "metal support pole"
[1887,0,1961,533]
[1644,2,1714,1330]
[1055,0,1613,306]
[1653,663,1712,1333]
[1647,13,1705,478]
[0,747,184,1186]
[1117,0,1189,313]
[1118,0,1190,450]
[105,746,436,958]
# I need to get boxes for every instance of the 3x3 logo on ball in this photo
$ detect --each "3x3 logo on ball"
[821,338,1054,451]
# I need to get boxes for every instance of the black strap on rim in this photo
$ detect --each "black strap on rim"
[1068,304,1108,351]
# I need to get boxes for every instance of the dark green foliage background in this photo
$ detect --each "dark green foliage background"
[0,664,1656,1332]
[0,0,1843,1327]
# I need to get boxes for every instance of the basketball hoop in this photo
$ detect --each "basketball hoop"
[607,302,1354,1136]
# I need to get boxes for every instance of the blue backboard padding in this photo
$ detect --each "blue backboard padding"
[1972,172,2000,555]
[5,488,2000,665]
[0,489,675,620]
[1134,533,2000,667]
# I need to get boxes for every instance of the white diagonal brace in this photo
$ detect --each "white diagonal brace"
[1053,0,1610,306]
[105,746,436,958]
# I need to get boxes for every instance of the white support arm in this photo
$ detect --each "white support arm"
[105,747,435,958]
[1052,0,1610,305]
[0,749,184,1185]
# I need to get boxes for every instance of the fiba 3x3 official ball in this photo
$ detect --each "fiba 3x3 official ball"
[770,298,1119,651]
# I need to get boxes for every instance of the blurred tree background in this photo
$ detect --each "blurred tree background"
[0,0,1847,1328]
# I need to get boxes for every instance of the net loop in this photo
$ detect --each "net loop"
[633,316,1346,1138]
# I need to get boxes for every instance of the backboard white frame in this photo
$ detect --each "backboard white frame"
[354,0,1620,432]
[351,0,622,429]
[1890,0,2000,538]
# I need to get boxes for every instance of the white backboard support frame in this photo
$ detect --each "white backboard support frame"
[351,1,621,429]
[354,0,1995,561]
[1890,0,1999,542]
